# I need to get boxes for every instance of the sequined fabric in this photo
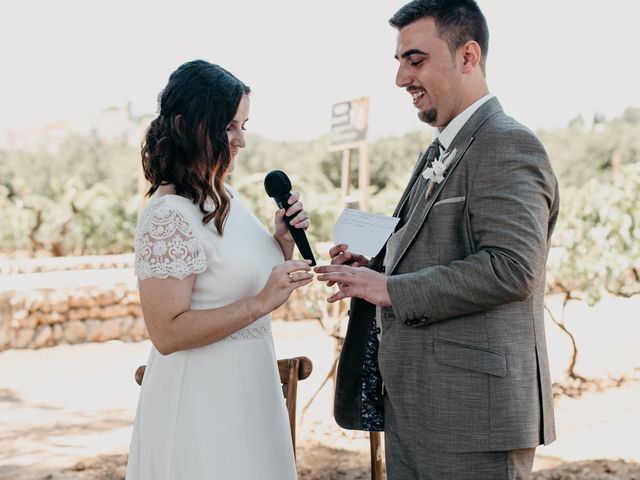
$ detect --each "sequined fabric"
[360,320,384,431]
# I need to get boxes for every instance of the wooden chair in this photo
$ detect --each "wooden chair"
[134,356,313,455]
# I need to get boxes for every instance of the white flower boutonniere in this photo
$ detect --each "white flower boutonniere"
[422,147,458,199]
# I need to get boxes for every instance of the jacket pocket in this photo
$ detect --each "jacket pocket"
[433,338,507,377]
[432,195,466,207]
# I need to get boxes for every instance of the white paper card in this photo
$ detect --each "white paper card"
[332,208,400,258]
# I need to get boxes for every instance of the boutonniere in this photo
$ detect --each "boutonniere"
[422,147,458,199]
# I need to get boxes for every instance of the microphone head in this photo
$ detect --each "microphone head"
[264,170,292,198]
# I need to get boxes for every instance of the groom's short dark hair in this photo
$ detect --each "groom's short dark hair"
[389,0,489,73]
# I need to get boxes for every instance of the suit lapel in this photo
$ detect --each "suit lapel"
[368,151,428,267]
[388,137,474,275]
[387,98,503,276]
[393,150,429,218]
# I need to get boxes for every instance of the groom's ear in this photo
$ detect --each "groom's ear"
[459,40,482,74]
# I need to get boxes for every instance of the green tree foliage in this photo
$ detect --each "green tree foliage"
[541,111,640,378]
[0,134,139,255]
[542,108,640,303]
[539,107,640,189]
[1,107,639,294]
[547,163,640,304]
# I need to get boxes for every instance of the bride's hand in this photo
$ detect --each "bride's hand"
[253,260,313,315]
[274,191,310,242]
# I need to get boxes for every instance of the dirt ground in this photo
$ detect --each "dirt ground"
[1,293,639,479]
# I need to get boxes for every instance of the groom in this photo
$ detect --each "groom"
[314,0,559,478]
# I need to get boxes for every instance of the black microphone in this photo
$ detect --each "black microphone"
[264,170,316,266]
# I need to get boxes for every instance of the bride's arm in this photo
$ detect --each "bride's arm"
[274,231,295,261]
[139,259,313,355]
[273,191,310,260]
[140,275,258,355]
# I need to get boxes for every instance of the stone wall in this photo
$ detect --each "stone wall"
[0,255,323,351]
[0,285,147,350]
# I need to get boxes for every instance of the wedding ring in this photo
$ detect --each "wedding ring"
[288,272,295,283]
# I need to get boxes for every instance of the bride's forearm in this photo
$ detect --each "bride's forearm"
[274,233,295,260]
[158,297,269,355]
[145,296,270,356]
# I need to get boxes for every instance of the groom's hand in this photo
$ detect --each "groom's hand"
[314,264,391,306]
[327,244,370,287]
[329,244,370,267]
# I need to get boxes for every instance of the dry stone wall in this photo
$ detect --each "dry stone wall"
[0,254,321,351]
[0,286,148,350]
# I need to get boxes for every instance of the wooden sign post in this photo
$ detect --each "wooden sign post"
[329,96,370,211]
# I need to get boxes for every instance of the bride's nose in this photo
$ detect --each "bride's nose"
[230,130,246,149]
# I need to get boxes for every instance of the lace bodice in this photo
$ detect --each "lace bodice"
[133,193,284,344]
[221,316,272,343]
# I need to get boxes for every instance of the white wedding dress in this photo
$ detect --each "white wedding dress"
[126,188,297,480]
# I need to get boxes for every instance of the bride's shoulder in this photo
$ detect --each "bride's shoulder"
[138,194,203,231]
[145,193,199,213]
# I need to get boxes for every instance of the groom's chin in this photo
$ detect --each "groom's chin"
[418,108,438,126]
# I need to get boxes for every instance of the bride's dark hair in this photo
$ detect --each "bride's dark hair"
[141,59,250,235]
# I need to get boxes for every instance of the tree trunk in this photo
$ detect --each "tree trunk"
[544,292,586,380]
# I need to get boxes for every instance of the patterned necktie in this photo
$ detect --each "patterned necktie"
[403,139,442,221]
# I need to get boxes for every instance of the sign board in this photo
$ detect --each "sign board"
[329,96,369,151]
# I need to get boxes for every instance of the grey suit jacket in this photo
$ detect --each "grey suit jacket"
[334,98,558,452]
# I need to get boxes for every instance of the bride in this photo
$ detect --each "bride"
[126,59,312,479]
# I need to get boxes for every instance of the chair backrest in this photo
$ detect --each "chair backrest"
[277,356,312,454]
[134,356,313,455]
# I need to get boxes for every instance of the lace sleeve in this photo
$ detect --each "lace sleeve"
[134,205,207,281]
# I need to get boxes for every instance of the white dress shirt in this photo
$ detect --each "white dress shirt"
[435,93,494,150]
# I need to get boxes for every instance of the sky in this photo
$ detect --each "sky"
[1,0,639,142]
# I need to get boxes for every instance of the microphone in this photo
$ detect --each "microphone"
[264,170,316,266]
